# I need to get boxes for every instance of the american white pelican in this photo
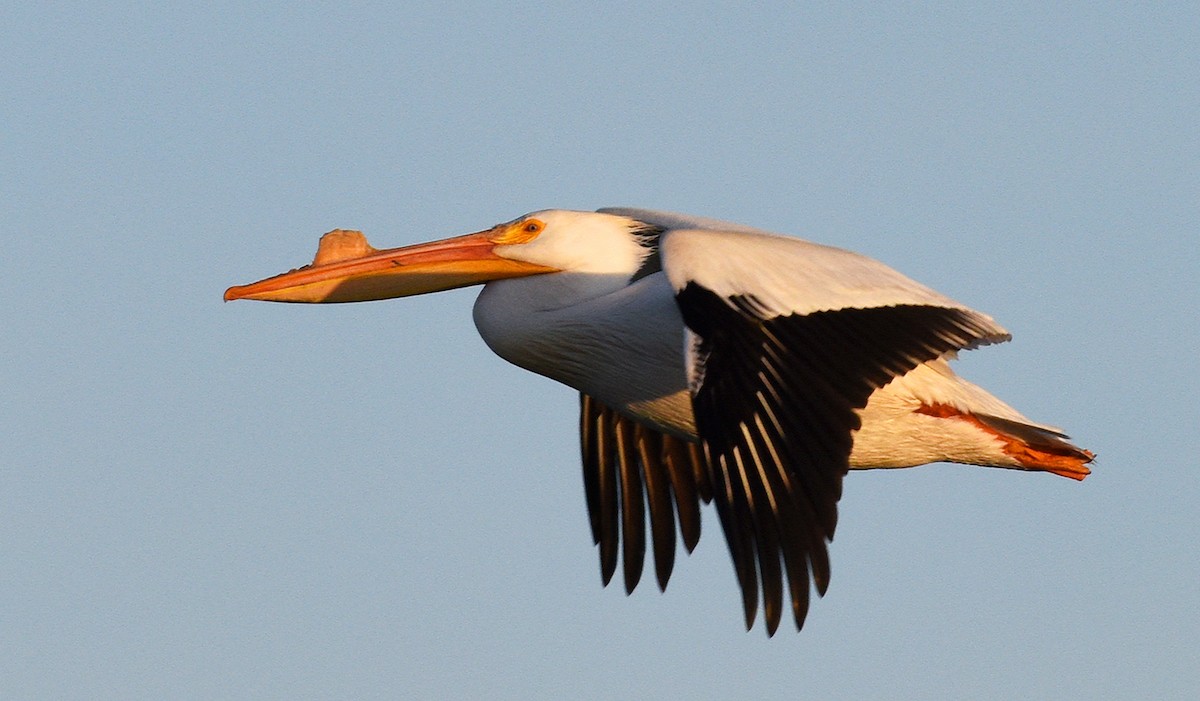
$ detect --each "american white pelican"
[225,208,1092,635]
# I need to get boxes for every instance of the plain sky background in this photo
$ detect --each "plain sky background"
[4,2,1197,699]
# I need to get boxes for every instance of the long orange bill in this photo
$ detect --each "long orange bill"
[224,227,558,304]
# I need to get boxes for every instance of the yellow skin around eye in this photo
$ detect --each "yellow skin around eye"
[492,218,545,246]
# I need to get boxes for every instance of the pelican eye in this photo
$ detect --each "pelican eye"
[499,218,545,244]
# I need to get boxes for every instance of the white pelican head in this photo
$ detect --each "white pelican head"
[223,210,655,304]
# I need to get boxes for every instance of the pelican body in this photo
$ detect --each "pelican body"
[226,208,1092,635]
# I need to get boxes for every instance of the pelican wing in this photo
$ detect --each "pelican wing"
[579,394,709,593]
[659,225,1011,635]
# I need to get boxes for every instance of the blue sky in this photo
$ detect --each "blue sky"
[3,3,1197,699]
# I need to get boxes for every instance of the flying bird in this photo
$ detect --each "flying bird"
[225,207,1092,635]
